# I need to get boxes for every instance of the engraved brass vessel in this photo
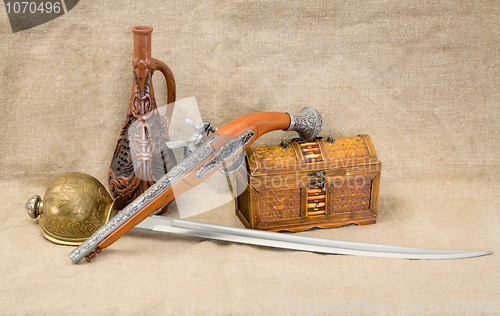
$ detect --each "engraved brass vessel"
[25,172,126,245]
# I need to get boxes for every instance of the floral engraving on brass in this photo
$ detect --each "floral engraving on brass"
[26,173,115,246]
[195,130,255,179]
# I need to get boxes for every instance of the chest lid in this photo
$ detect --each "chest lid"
[245,134,379,176]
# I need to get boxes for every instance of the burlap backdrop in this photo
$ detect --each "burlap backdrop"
[0,1,498,315]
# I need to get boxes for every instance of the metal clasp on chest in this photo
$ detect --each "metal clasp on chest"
[300,170,328,217]
[308,170,326,192]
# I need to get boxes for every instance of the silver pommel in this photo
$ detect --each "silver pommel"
[286,107,323,141]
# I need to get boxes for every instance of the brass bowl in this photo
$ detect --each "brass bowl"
[25,172,127,245]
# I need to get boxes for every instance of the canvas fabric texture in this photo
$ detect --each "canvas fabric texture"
[0,1,498,315]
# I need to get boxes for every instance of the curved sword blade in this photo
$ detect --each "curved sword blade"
[135,216,492,260]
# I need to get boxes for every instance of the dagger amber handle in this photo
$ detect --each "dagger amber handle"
[69,107,322,263]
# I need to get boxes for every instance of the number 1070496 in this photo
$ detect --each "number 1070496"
[444,301,498,313]
[5,2,62,14]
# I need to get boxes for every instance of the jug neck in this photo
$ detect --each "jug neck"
[132,26,153,62]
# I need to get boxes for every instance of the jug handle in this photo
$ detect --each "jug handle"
[151,58,176,109]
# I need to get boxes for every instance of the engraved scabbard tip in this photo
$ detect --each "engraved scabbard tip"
[286,107,323,141]
[26,195,42,219]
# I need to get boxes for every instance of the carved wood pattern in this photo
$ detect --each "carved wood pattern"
[330,180,372,214]
[258,189,301,221]
[235,135,382,232]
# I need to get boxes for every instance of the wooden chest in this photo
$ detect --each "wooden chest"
[234,135,382,232]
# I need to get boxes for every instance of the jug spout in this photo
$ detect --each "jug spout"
[132,26,153,65]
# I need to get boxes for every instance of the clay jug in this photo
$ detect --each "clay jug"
[108,26,176,210]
